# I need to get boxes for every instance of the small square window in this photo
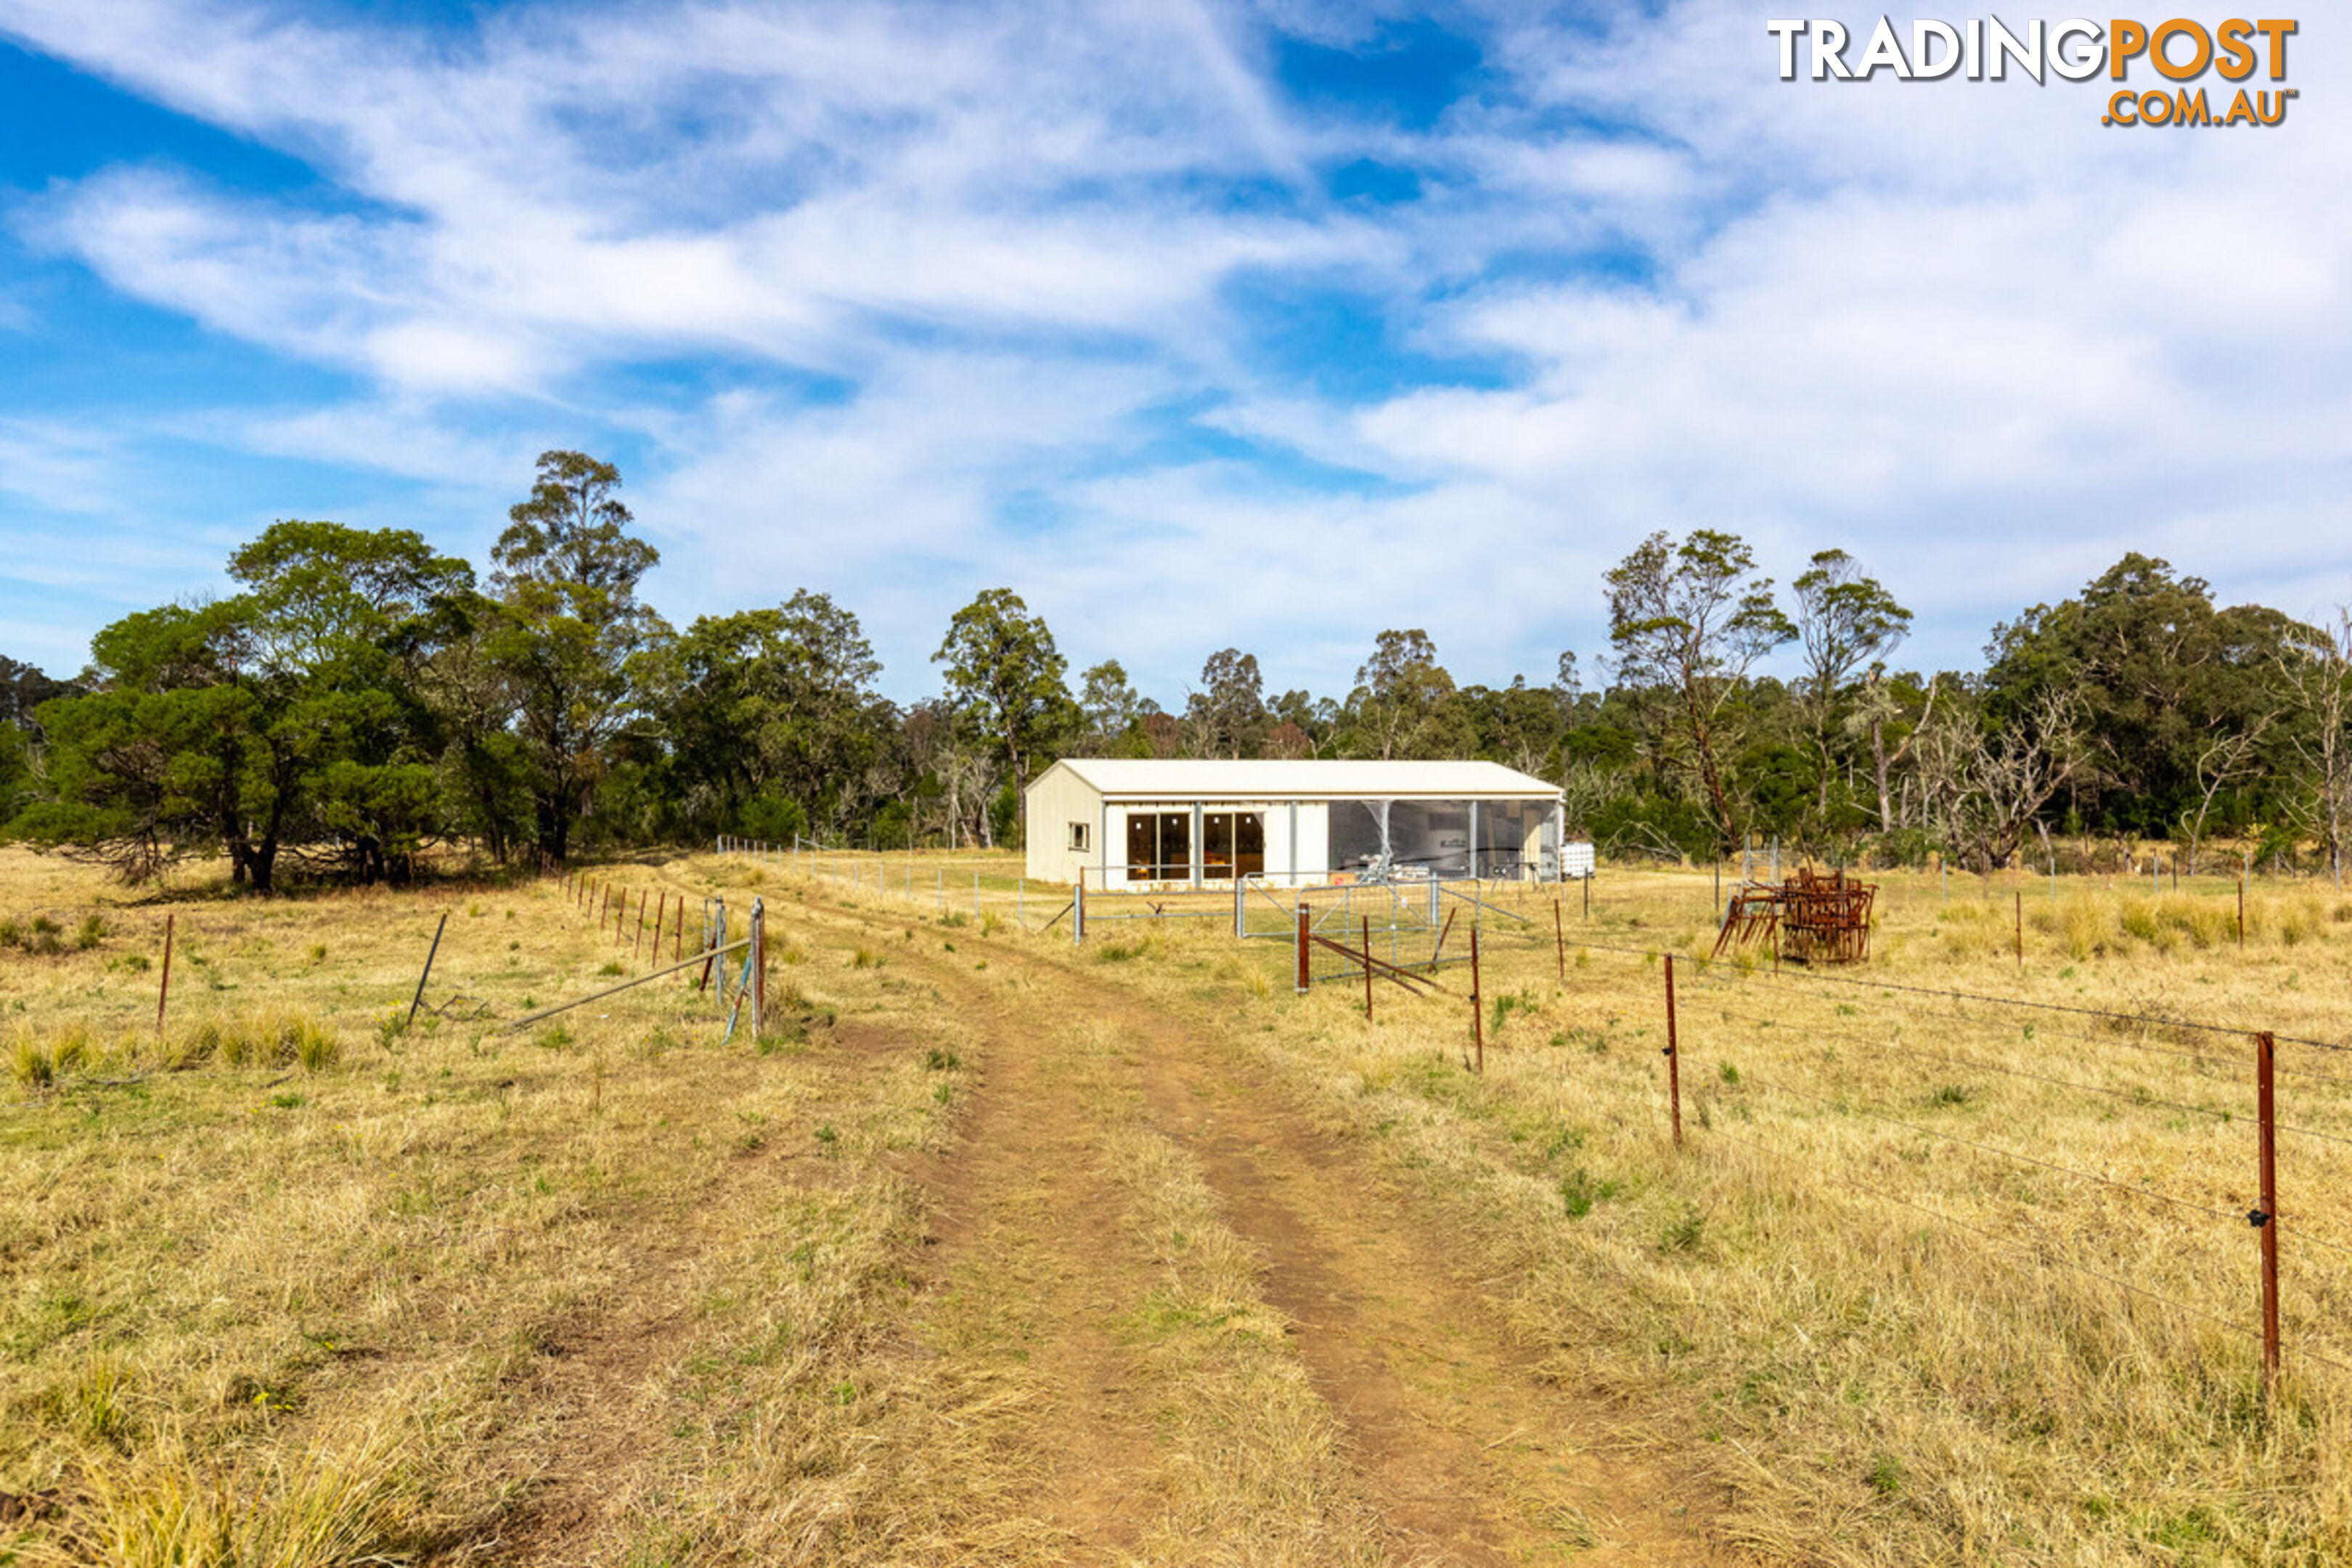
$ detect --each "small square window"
[1069,822,1091,852]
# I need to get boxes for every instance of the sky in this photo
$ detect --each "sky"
[0,1,2345,706]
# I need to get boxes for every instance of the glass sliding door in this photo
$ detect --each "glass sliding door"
[1200,812,1267,880]
[1124,809,1193,881]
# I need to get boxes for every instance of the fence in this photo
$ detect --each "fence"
[1296,907,2352,1393]
[710,833,2352,1384]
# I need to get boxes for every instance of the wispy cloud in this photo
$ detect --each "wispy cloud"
[1,0,2346,695]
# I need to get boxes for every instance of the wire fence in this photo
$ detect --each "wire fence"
[1330,916,2352,1391]
[712,833,2352,1386]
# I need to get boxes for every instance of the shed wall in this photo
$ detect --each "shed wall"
[1024,767,1103,884]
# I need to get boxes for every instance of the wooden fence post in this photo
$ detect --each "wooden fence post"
[751,899,767,1041]
[1362,915,1374,1021]
[407,912,449,1030]
[1553,897,1565,981]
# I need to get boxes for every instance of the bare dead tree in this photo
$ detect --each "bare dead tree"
[2276,611,2352,884]
[1916,686,2088,871]
[2179,714,2277,875]
[1846,669,1938,832]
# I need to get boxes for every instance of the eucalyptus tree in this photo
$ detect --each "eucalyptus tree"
[486,450,669,860]
[1604,530,1796,852]
[1792,550,1911,820]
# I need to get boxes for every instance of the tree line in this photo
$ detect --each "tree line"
[2,452,2344,888]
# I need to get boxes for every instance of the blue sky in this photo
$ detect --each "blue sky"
[2,2,2347,706]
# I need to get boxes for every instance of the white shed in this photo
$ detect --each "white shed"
[1023,759,1572,889]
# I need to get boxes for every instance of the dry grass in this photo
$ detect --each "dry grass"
[13,841,2352,1564]
[1070,863,2352,1565]
[0,846,993,1563]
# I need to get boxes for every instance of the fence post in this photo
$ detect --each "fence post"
[750,899,767,1041]
[635,891,648,961]
[407,911,449,1030]
[2014,889,2023,971]
[1295,902,1310,992]
[1553,897,1565,981]
[2255,1029,2281,1387]
[1471,926,1484,1074]
[2239,878,2247,952]
[1362,915,1374,1021]
[1664,952,1683,1149]
[1074,874,1085,945]
[156,912,175,1037]
[1234,875,1245,939]
[700,899,724,992]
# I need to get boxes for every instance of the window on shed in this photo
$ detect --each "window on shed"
[1069,821,1090,852]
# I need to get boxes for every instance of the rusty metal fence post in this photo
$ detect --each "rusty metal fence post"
[1471,927,1484,1074]
[1362,915,1374,1021]
[1295,902,1310,993]
[1664,953,1683,1149]
[2255,1029,2280,1386]
[155,912,175,1037]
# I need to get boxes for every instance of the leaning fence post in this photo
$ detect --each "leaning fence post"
[700,899,724,992]
[1295,901,1310,992]
[407,912,449,1030]
[2255,1029,2281,1387]
[1663,952,1683,1149]
[1470,926,1484,1074]
[155,912,176,1037]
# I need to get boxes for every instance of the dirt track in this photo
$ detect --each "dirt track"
[492,878,1722,1564]
[852,893,1720,1564]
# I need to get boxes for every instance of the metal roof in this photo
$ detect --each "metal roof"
[1032,758,1561,800]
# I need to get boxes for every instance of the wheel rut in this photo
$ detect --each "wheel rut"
[966,926,1725,1566]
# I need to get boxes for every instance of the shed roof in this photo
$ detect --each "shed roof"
[1032,758,1561,801]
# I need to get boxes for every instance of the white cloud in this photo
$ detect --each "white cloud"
[2,0,2348,694]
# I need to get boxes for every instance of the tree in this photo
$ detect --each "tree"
[661,592,889,837]
[1188,648,1265,759]
[1792,550,1911,819]
[1984,555,2298,837]
[1344,630,1470,759]
[1604,531,1796,853]
[12,524,470,888]
[1079,661,1144,754]
[2276,611,2352,881]
[933,589,1078,845]
[1915,684,2091,870]
[487,450,668,862]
